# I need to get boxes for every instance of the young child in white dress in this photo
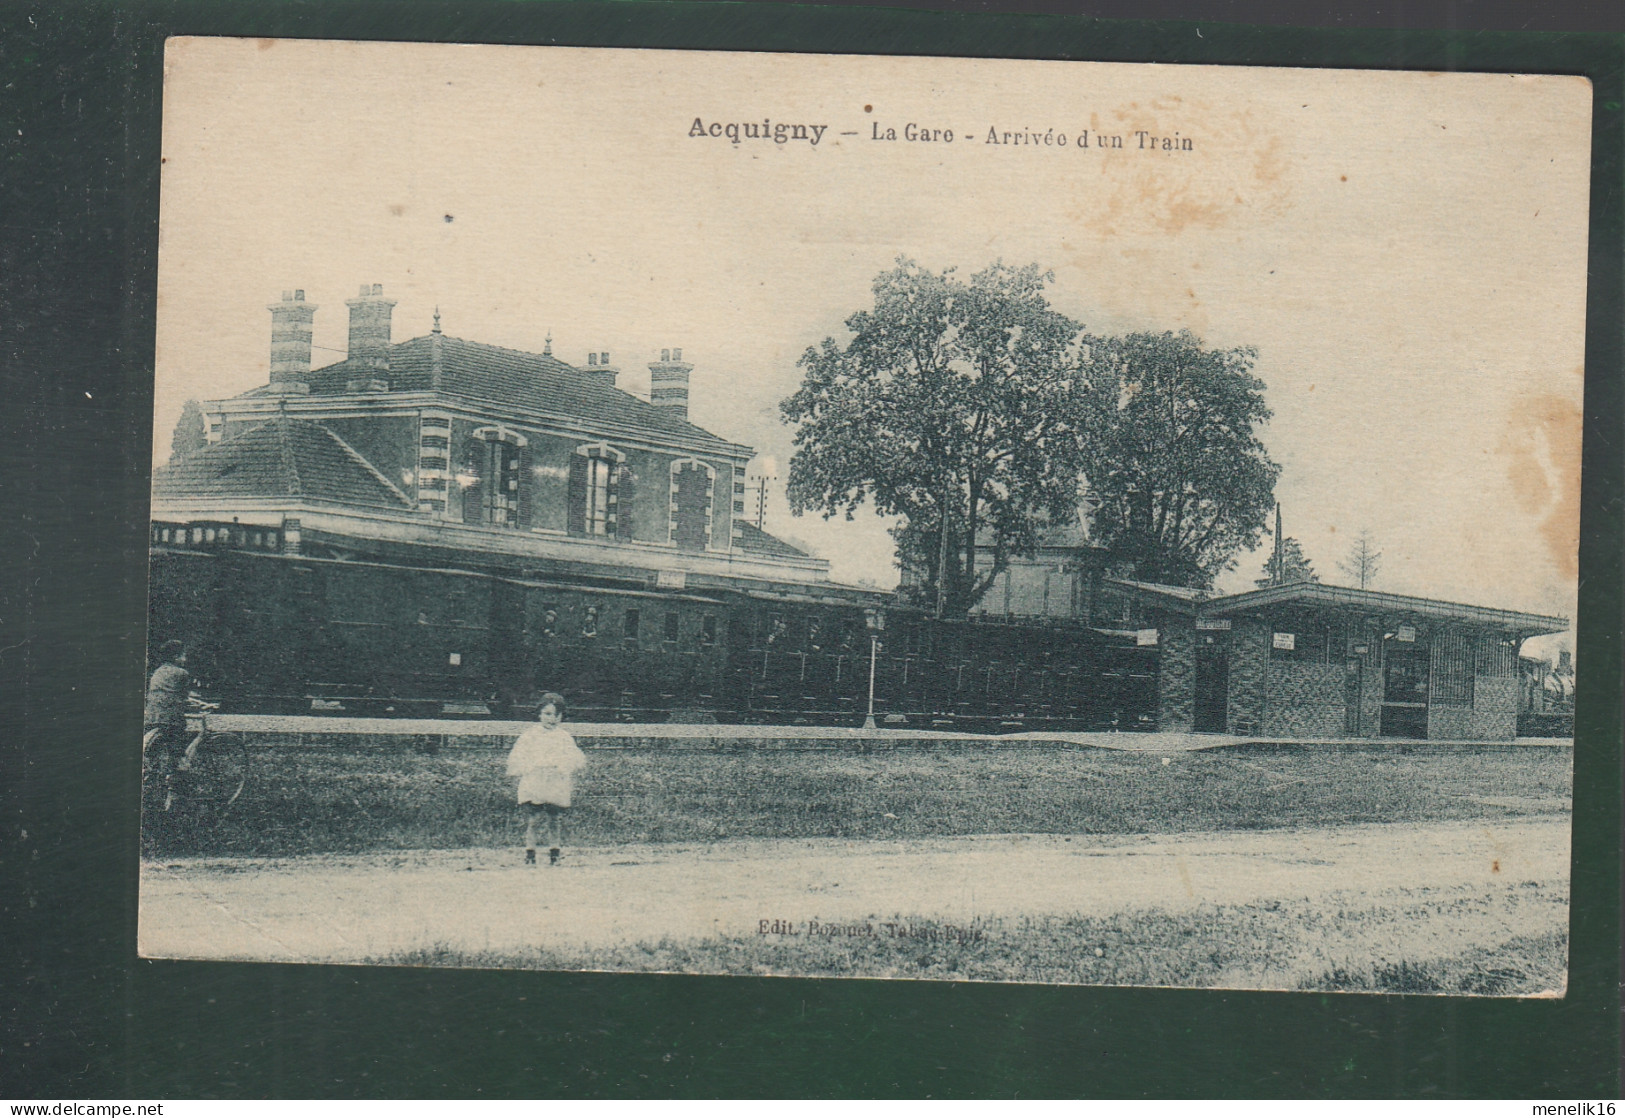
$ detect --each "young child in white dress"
[505,692,587,865]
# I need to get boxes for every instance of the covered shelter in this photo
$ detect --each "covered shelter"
[1108,579,1568,740]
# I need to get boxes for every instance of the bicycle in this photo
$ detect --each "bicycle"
[142,700,251,837]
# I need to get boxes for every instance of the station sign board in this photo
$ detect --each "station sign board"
[1272,632,1296,650]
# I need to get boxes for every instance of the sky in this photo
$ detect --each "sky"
[155,39,1590,651]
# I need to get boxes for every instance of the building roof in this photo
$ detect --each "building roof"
[250,334,742,452]
[733,521,810,560]
[1105,577,1567,637]
[153,415,415,510]
[1105,578,1211,603]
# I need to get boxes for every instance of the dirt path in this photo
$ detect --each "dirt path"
[139,816,1570,972]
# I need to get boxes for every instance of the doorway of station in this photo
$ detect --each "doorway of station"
[1193,630,1230,733]
[1380,637,1429,738]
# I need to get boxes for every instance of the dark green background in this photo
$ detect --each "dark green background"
[3,1,1619,1098]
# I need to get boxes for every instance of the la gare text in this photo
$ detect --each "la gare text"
[688,117,1193,153]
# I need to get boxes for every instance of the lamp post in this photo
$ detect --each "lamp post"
[863,607,885,730]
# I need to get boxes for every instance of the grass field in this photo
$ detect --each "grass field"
[145,737,1573,858]
[369,883,1568,993]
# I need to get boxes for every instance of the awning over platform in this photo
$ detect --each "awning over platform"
[1104,578,1567,639]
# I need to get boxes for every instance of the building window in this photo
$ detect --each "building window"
[461,427,527,529]
[420,435,449,450]
[588,457,613,534]
[568,444,630,539]
[701,614,717,646]
[670,458,716,552]
[664,612,680,644]
[623,608,640,643]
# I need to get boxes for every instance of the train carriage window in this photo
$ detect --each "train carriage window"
[266,531,277,550]
[765,614,788,647]
[663,612,680,644]
[623,609,640,643]
[701,614,718,646]
[581,605,598,638]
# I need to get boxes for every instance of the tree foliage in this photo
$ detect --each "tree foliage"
[1337,529,1382,590]
[1076,331,1280,588]
[1257,536,1318,587]
[781,266,1283,613]
[780,259,1088,616]
[170,399,206,461]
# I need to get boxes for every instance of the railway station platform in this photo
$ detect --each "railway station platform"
[206,714,1572,754]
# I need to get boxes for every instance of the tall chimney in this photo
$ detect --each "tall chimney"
[648,347,692,418]
[267,289,317,393]
[344,283,397,389]
[584,350,619,388]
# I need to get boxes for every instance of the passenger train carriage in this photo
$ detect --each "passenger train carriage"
[148,521,1158,730]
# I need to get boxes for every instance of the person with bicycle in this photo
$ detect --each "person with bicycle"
[143,639,196,811]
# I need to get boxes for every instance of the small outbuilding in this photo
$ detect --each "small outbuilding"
[1108,579,1568,740]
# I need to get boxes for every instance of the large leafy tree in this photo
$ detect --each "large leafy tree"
[781,259,1088,617]
[1077,330,1280,587]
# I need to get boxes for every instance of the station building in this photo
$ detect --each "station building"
[1107,579,1568,741]
[151,284,865,606]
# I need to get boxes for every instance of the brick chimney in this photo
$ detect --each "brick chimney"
[267,289,316,393]
[344,283,396,391]
[648,347,692,418]
[584,350,619,388]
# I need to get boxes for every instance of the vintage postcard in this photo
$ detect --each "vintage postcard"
[141,37,1587,993]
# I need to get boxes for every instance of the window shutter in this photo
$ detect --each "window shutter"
[615,465,637,541]
[460,438,483,524]
[514,444,531,528]
[566,454,588,536]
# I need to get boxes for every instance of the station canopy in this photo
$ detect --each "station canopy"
[1105,579,1568,642]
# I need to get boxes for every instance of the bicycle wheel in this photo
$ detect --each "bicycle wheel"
[182,731,251,819]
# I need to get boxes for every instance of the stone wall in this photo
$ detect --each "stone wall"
[1156,621,1194,733]
[323,416,417,490]
[1426,704,1476,741]
[1262,661,1347,738]
[1226,620,1268,733]
[1471,675,1520,740]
